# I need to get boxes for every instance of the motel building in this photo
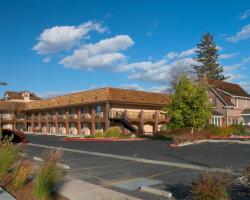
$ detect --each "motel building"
[0,88,170,135]
[0,78,250,136]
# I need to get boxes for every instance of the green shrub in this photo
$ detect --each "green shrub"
[230,123,246,136]
[84,135,95,138]
[104,127,122,138]
[192,171,231,200]
[94,131,104,138]
[33,150,63,200]
[206,123,246,137]
[12,159,32,189]
[0,139,18,179]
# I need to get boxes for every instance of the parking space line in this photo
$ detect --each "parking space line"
[146,168,182,179]
[26,143,238,174]
[68,161,134,172]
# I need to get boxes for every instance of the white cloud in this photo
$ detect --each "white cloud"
[219,53,238,60]
[119,84,144,90]
[146,32,152,37]
[33,21,108,54]
[42,57,51,63]
[119,57,197,84]
[239,10,250,20]
[60,35,134,69]
[166,47,196,60]
[226,24,250,43]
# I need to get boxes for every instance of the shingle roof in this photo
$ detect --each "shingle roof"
[5,91,41,101]
[25,87,170,110]
[0,101,25,111]
[207,79,250,97]
[214,88,234,106]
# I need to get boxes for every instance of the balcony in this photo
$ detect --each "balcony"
[1,114,13,120]
[41,116,47,120]
[69,114,78,119]
[49,115,56,120]
[58,115,66,120]
[34,116,39,120]
[17,116,26,120]
[95,112,104,118]
[127,111,139,120]
[144,112,154,120]
[81,113,91,119]
[109,110,123,119]
[158,114,166,120]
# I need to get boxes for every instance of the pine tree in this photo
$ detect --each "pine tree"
[193,33,227,80]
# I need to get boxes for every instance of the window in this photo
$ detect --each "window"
[212,117,221,126]
[95,123,103,130]
[69,123,76,128]
[244,100,248,108]
[81,123,88,129]
[232,118,238,125]
[209,97,217,107]
[96,105,102,113]
[231,97,238,108]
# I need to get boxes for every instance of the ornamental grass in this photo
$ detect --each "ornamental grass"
[33,149,63,200]
[11,159,32,189]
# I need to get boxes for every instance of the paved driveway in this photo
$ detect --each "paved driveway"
[22,134,250,200]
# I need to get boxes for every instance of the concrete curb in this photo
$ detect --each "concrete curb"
[169,140,208,148]
[0,187,17,200]
[170,138,250,148]
[62,137,147,142]
[139,186,172,198]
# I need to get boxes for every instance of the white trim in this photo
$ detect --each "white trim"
[207,84,229,106]
[217,88,250,99]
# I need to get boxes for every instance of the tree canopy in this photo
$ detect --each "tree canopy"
[164,75,211,131]
[193,33,227,80]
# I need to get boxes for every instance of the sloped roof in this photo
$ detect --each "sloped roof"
[5,91,41,100]
[213,88,234,106]
[207,79,250,98]
[0,101,25,111]
[25,87,170,110]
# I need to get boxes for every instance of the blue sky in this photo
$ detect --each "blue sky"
[0,0,250,97]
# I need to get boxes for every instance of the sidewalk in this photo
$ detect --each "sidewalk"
[56,179,141,200]
[0,187,16,200]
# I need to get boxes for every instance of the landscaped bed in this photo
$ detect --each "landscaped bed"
[0,133,69,200]
[164,124,250,147]
[62,127,147,142]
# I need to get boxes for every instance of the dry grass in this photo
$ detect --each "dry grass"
[11,159,32,189]
[192,171,232,200]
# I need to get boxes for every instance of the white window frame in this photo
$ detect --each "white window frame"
[244,100,248,108]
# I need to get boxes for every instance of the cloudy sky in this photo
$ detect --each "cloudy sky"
[0,0,250,97]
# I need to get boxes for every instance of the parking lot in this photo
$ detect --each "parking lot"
[21,134,250,200]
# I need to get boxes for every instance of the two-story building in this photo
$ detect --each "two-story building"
[0,88,170,135]
[206,78,250,126]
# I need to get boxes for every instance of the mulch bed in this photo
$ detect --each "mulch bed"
[1,173,69,200]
